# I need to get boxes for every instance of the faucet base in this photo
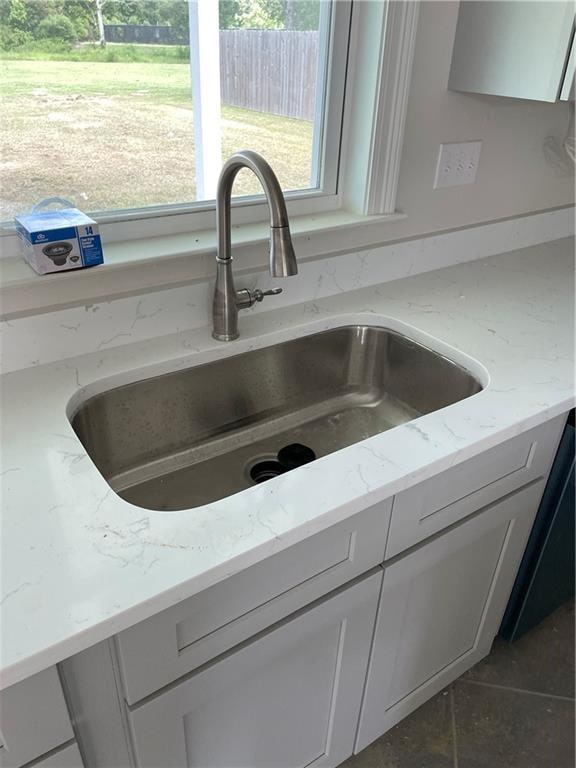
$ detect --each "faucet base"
[212,330,240,342]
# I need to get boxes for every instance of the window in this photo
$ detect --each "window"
[0,0,346,224]
[0,0,421,288]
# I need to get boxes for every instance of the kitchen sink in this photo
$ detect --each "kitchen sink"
[70,325,483,511]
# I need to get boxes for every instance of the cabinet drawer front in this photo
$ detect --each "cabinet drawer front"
[30,744,84,768]
[117,500,392,704]
[386,416,565,558]
[128,571,381,768]
[0,667,74,768]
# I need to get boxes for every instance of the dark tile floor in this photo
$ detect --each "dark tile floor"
[344,601,574,768]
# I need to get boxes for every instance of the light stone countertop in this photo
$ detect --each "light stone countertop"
[1,237,574,690]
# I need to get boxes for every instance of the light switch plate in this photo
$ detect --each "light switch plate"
[434,141,482,189]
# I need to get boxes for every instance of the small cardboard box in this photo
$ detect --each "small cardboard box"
[15,208,104,275]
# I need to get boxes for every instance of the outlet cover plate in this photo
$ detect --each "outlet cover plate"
[434,141,482,189]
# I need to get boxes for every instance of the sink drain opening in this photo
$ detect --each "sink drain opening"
[277,443,316,469]
[248,444,317,485]
[250,460,286,484]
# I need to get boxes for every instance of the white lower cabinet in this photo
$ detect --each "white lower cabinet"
[355,480,546,752]
[57,417,565,768]
[127,571,381,768]
[28,744,83,768]
[0,666,76,768]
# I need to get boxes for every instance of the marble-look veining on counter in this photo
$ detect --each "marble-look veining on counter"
[0,207,572,373]
[0,237,574,691]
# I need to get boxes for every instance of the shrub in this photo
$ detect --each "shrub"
[0,37,72,56]
[0,25,31,50]
[73,21,90,41]
[37,14,77,43]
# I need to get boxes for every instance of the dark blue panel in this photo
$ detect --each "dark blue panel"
[500,414,575,642]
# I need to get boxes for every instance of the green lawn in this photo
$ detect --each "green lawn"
[0,55,314,219]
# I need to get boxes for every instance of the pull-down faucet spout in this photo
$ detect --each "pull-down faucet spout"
[212,150,298,341]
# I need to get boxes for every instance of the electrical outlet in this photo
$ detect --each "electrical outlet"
[434,141,482,189]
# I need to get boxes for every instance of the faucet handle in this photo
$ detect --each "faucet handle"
[254,288,282,301]
[235,287,283,310]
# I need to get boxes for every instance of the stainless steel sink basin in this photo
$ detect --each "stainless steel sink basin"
[70,326,483,511]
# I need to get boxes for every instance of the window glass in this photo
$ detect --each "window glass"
[0,0,329,221]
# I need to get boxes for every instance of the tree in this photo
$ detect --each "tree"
[20,0,51,36]
[0,0,31,48]
[95,0,105,46]
[283,0,296,29]
[102,0,161,25]
[293,0,319,31]
[7,0,27,31]
[0,0,98,42]
[279,0,319,30]
[219,0,283,29]
[37,12,77,41]
[219,0,320,31]
[158,0,189,43]
[219,0,238,29]
[64,0,97,39]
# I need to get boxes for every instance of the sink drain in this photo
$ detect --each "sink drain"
[248,444,317,485]
[250,460,286,484]
[277,443,316,469]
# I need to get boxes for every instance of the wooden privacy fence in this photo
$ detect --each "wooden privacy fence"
[219,30,319,121]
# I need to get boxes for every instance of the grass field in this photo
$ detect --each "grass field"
[0,51,314,220]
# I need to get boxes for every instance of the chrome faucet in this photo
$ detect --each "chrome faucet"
[212,150,298,341]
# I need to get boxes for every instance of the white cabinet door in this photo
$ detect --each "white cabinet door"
[449,1,575,102]
[356,480,546,753]
[128,571,381,768]
[0,667,74,768]
[31,743,84,768]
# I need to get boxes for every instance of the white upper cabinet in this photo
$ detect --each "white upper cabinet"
[449,1,575,102]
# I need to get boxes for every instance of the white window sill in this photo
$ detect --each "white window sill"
[0,209,405,319]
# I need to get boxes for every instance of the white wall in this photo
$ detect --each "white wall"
[1,208,571,373]
[380,0,574,242]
